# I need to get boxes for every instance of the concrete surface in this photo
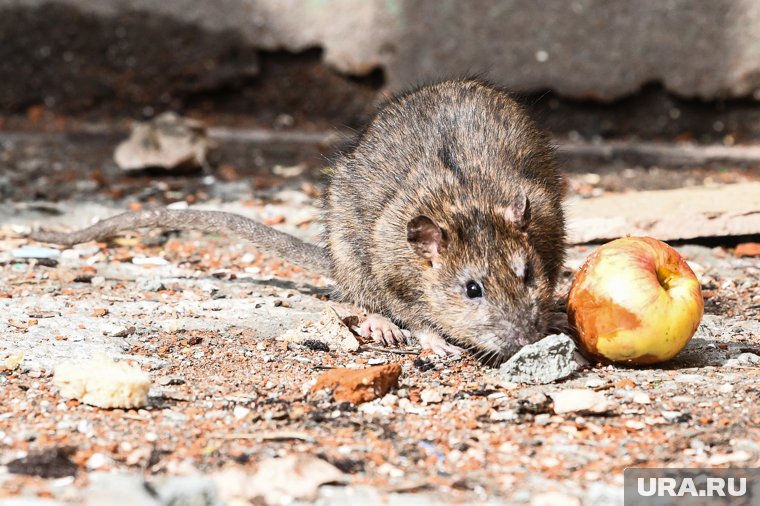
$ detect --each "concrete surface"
[1,129,758,503]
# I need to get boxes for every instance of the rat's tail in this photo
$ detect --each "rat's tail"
[28,209,332,277]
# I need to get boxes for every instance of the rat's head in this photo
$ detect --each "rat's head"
[407,191,553,365]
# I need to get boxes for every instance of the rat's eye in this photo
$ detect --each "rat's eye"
[465,280,482,298]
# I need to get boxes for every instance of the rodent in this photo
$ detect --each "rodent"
[30,79,566,365]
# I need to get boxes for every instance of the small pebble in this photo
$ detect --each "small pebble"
[358,403,392,416]
[583,375,606,388]
[707,451,752,465]
[303,339,330,352]
[132,256,169,266]
[420,388,443,404]
[550,389,611,415]
[167,201,189,210]
[136,278,165,292]
[233,406,251,420]
[12,246,61,260]
[517,392,551,415]
[61,249,82,260]
[157,377,185,386]
[162,320,184,333]
[661,410,683,421]
[413,358,435,372]
[86,452,109,470]
[490,409,518,422]
[673,373,704,383]
[378,463,404,478]
[380,394,398,407]
[735,353,760,365]
[632,392,651,404]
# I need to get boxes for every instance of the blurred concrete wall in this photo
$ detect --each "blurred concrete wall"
[2,0,760,113]
[31,0,760,98]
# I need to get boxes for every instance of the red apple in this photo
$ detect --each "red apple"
[568,237,704,364]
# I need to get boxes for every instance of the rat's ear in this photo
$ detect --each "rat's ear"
[407,215,448,267]
[504,190,530,229]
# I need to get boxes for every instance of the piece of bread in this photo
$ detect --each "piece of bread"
[53,354,151,409]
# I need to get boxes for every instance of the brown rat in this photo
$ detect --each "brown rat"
[29,79,565,365]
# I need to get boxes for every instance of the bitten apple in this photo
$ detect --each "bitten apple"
[568,237,703,364]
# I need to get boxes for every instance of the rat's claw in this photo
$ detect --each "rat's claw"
[370,329,386,344]
[392,328,411,344]
[360,314,408,346]
[416,330,463,357]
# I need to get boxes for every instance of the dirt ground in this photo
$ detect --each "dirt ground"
[0,126,759,505]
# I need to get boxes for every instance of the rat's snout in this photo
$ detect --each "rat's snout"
[494,306,539,336]
[487,314,545,358]
[505,319,543,348]
[508,303,547,346]
[469,317,544,365]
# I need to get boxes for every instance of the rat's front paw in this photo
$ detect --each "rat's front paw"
[359,313,411,346]
[415,330,463,357]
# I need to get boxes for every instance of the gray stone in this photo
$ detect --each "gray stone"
[734,352,760,366]
[114,113,209,171]
[136,278,166,293]
[154,475,221,506]
[84,473,160,506]
[498,334,580,385]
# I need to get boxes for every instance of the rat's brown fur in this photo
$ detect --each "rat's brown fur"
[29,79,565,365]
[326,80,565,363]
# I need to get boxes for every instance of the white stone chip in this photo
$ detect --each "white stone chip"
[53,354,151,409]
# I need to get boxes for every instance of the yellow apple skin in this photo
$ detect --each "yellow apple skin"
[568,237,704,364]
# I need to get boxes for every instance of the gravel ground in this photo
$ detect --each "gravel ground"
[0,130,758,505]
